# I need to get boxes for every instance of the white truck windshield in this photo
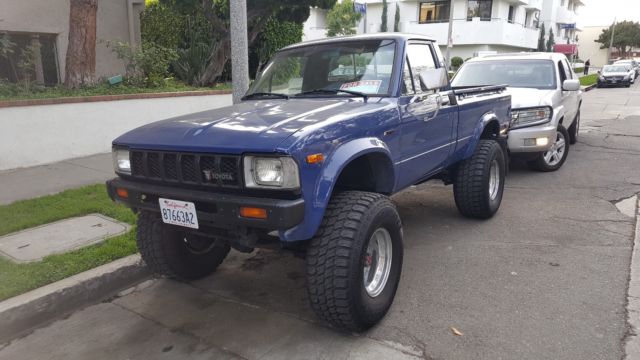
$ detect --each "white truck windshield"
[452,60,557,90]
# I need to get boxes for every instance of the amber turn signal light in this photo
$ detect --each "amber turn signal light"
[116,188,129,198]
[240,207,267,219]
[306,153,324,164]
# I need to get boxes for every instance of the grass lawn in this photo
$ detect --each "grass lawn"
[580,74,598,87]
[0,185,138,301]
[0,81,231,101]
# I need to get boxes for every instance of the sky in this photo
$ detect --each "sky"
[578,0,640,26]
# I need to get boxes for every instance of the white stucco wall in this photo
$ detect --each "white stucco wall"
[0,94,232,170]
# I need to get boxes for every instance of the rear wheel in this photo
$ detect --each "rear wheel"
[453,139,506,219]
[137,211,230,280]
[306,191,403,332]
[529,125,570,172]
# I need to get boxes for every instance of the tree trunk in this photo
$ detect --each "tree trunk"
[64,0,97,88]
[197,36,231,86]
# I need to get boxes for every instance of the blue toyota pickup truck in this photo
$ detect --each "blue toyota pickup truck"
[107,34,511,331]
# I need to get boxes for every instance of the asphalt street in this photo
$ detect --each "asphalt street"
[1,81,639,360]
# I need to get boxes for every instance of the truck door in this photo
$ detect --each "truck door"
[396,41,456,189]
[558,59,578,122]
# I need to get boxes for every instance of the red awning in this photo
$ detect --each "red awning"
[553,44,578,55]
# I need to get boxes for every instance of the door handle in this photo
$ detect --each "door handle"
[424,95,442,122]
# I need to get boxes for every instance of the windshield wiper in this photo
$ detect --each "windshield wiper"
[294,88,368,100]
[242,92,289,100]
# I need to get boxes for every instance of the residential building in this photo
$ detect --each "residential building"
[540,0,583,57]
[0,0,144,85]
[577,26,607,67]
[303,7,331,41]
[303,0,585,61]
[578,25,640,67]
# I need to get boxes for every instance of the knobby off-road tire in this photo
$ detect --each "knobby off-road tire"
[529,125,570,172]
[453,139,506,219]
[569,110,580,144]
[306,191,403,332]
[137,211,230,280]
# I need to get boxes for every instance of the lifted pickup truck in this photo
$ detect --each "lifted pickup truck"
[107,34,511,331]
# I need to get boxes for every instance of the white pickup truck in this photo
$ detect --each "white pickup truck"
[452,53,582,171]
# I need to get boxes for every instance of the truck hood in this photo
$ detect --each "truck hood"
[114,98,379,154]
[504,87,556,109]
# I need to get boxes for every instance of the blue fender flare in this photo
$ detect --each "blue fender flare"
[461,110,504,159]
[280,137,396,241]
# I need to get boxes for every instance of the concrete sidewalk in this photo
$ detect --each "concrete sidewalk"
[0,153,113,205]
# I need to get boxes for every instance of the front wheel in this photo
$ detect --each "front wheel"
[528,125,570,172]
[306,191,403,332]
[453,139,506,219]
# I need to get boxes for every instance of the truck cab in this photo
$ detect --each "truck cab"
[107,33,512,332]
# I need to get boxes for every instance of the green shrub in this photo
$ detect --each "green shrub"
[172,12,215,86]
[256,18,303,68]
[573,67,584,74]
[107,41,178,87]
[451,56,464,70]
[140,2,185,50]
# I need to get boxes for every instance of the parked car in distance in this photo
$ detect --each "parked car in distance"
[106,33,512,332]
[598,64,635,88]
[614,59,640,77]
[451,52,581,172]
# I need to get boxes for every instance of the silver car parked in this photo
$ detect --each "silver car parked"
[451,53,582,171]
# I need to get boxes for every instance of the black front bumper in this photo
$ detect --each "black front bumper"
[598,79,630,87]
[106,177,305,230]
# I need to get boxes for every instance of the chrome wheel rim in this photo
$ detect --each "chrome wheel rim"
[488,159,500,200]
[363,228,393,298]
[543,130,566,166]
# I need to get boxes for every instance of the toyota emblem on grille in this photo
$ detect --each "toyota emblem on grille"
[202,169,234,181]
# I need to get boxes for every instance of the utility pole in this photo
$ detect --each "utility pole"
[445,1,454,70]
[607,18,616,64]
[230,0,249,104]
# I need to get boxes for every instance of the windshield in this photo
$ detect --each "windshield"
[603,65,629,73]
[247,40,396,97]
[451,60,557,90]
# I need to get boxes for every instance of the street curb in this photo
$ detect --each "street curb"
[0,254,150,344]
[625,195,640,360]
[582,84,597,92]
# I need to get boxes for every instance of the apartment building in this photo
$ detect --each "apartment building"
[540,0,582,45]
[303,0,584,60]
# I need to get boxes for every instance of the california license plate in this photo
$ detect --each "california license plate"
[159,198,199,229]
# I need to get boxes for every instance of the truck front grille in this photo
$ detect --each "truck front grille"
[130,150,241,188]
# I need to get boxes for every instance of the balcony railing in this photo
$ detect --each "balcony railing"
[400,18,540,49]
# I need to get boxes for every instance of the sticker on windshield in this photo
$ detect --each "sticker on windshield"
[340,80,382,93]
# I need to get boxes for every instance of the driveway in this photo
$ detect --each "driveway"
[1,82,639,360]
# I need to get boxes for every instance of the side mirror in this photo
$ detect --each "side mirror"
[562,79,580,91]
[419,68,448,91]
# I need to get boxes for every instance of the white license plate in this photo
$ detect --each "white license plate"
[612,80,617,83]
[159,198,199,229]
